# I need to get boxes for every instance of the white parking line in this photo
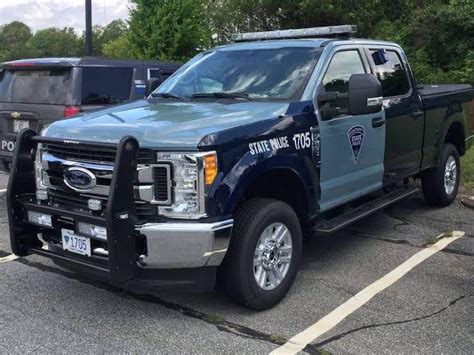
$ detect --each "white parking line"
[271,231,464,354]
[0,254,19,264]
[0,188,7,193]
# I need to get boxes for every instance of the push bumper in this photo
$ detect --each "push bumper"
[7,130,232,292]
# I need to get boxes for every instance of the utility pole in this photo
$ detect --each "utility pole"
[85,0,93,56]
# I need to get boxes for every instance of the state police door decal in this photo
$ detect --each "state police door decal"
[347,125,365,164]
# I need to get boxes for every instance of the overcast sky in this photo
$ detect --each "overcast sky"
[0,0,133,33]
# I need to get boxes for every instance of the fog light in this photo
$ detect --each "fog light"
[88,199,102,211]
[77,222,107,241]
[36,190,48,201]
[27,211,52,227]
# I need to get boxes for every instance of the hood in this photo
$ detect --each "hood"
[43,99,289,150]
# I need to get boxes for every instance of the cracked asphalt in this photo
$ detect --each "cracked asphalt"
[0,170,472,354]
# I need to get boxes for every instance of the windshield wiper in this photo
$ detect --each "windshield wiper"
[150,92,184,100]
[191,92,251,100]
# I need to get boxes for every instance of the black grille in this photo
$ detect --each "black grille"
[48,189,158,222]
[44,143,155,164]
[154,166,171,201]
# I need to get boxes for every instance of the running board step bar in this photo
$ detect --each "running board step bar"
[313,186,419,234]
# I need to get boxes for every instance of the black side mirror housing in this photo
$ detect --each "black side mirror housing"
[145,77,163,96]
[348,73,383,115]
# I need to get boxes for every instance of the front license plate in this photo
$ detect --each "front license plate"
[62,229,91,257]
[13,119,29,133]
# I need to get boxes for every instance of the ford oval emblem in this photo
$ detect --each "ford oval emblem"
[64,167,96,190]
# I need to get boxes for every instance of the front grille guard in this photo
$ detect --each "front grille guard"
[7,129,140,286]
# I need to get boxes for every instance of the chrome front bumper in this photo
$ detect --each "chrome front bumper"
[137,219,233,269]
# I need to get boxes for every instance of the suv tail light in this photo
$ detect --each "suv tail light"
[63,106,81,118]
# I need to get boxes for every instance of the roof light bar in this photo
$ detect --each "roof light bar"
[232,25,357,42]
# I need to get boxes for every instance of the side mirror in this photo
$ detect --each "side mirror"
[348,74,383,115]
[317,90,348,120]
[145,77,163,96]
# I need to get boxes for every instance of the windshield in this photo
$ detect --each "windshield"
[0,68,72,105]
[157,47,321,101]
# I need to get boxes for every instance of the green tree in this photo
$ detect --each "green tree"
[128,0,211,61]
[103,35,135,59]
[28,27,83,58]
[90,19,128,56]
[0,21,33,61]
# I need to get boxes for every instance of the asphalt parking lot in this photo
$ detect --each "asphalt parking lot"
[0,171,472,354]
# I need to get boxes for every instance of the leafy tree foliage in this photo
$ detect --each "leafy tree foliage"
[0,1,472,84]
[28,27,83,58]
[102,35,134,59]
[208,0,473,84]
[0,21,32,61]
[89,19,128,56]
[128,0,211,61]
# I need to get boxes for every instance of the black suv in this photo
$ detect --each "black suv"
[0,57,181,168]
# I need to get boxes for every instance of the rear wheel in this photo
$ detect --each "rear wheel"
[219,198,302,310]
[421,143,460,207]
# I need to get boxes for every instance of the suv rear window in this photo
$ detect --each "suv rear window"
[81,67,133,105]
[0,68,72,105]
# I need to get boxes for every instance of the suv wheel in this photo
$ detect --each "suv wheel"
[421,143,460,207]
[219,198,302,310]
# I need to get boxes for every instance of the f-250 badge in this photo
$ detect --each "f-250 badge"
[347,125,365,163]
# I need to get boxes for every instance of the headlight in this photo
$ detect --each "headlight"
[156,151,217,219]
[35,145,46,190]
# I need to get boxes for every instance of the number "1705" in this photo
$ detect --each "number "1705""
[292,132,311,150]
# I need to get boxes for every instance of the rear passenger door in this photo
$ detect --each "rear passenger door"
[317,48,386,211]
[365,47,424,184]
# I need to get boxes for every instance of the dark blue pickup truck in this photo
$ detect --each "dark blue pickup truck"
[8,25,473,310]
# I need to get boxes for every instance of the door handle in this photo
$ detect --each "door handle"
[372,117,385,128]
[411,110,424,119]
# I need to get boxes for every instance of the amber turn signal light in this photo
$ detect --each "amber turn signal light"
[204,154,218,185]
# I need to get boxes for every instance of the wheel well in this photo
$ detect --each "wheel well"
[445,122,465,155]
[240,169,308,219]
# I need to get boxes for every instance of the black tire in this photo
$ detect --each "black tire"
[421,143,460,207]
[218,198,302,310]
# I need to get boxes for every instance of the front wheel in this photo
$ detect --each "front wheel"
[218,198,302,310]
[421,143,460,207]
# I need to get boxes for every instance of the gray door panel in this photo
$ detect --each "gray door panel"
[316,47,386,212]
[319,111,386,211]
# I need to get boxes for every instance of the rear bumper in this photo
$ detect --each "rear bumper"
[7,130,232,292]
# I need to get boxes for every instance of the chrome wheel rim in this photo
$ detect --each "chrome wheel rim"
[253,223,293,291]
[444,155,457,195]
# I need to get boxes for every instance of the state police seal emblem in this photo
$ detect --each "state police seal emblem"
[347,125,365,163]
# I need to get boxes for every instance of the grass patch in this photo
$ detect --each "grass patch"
[461,147,474,192]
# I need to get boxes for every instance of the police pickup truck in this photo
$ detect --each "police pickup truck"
[8,25,474,310]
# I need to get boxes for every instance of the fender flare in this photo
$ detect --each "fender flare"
[217,152,318,217]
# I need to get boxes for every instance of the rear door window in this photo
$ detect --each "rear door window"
[81,67,133,105]
[0,69,72,104]
[370,49,410,97]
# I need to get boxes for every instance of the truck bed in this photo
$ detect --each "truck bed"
[419,84,473,98]
[419,84,473,112]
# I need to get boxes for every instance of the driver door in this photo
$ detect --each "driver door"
[317,48,386,211]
